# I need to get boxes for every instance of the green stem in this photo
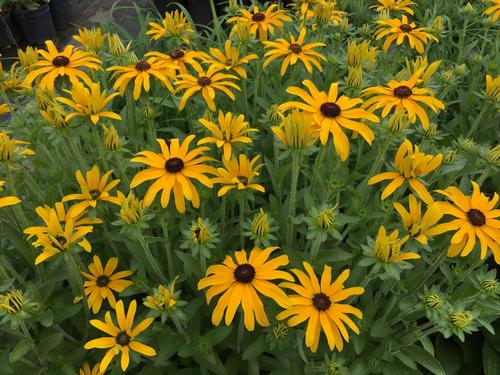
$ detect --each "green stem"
[19,166,45,202]
[136,228,167,283]
[65,131,87,172]
[208,0,222,45]
[287,153,300,247]
[19,320,45,367]
[125,89,137,138]
[5,164,29,229]
[63,251,89,339]
[220,196,227,249]
[309,236,322,261]
[238,194,245,249]
[466,103,489,138]
[477,166,491,185]
[160,218,174,280]
[252,61,262,125]
[409,250,448,294]
[236,312,244,353]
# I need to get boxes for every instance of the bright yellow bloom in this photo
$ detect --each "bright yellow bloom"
[198,247,292,331]
[486,74,500,101]
[116,191,144,224]
[146,49,206,74]
[103,124,120,150]
[311,1,347,26]
[198,110,257,159]
[40,100,69,128]
[404,56,441,85]
[130,136,216,213]
[393,194,443,244]
[483,0,500,22]
[368,139,442,203]
[144,278,178,311]
[212,154,265,197]
[78,362,101,375]
[347,40,378,67]
[271,110,319,149]
[146,9,195,44]
[73,27,106,54]
[84,300,156,373]
[204,40,258,79]
[17,46,39,71]
[107,33,131,57]
[56,81,121,125]
[362,70,445,130]
[0,63,30,94]
[62,166,121,211]
[0,180,21,208]
[0,130,34,162]
[277,262,364,353]
[375,15,438,54]
[0,290,24,314]
[428,181,500,263]
[82,255,133,314]
[291,0,326,16]
[370,0,416,15]
[263,28,326,76]
[0,103,9,116]
[279,80,379,160]
[227,4,292,41]
[373,226,420,262]
[24,41,101,92]
[175,64,240,111]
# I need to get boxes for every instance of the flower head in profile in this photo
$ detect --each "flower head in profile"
[17,46,39,71]
[146,9,195,44]
[198,247,292,331]
[73,27,106,55]
[370,0,416,15]
[212,154,265,197]
[0,63,30,94]
[78,362,101,375]
[144,277,179,312]
[84,300,156,373]
[0,290,24,315]
[372,226,419,263]
[116,191,145,225]
[0,103,9,116]
[146,49,206,74]
[404,56,441,85]
[0,180,21,209]
[277,262,364,353]
[243,208,279,247]
[485,74,500,101]
[40,101,69,128]
[347,40,378,68]
[310,1,347,26]
[0,130,35,162]
[181,217,220,258]
[483,0,500,22]
[272,110,319,151]
[204,40,258,79]
[368,139,442,203]
[103,124,120,150]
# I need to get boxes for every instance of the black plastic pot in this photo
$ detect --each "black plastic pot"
[186,0,212,26]
[15,4,55,45]
[50,0,73,31]
[0,10,21,48]
[153,0,187,15]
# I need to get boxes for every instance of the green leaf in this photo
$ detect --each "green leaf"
[37,310,54,327]
[401,345,446,375]
[483,342,500,375]
[39,332,64,354]
[9,338,33,363]
[205,326,233,346]
[242,336,267,360]
[370,318,394,338]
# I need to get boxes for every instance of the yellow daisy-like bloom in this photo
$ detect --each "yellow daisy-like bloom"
[117,191,144,225]
[0,290,24,314]
[263,28,326,76]
[373,226,420,263]
[78,362,102,375]
[370,0,416,15]
[198,247,292,331]
[227,4,292,42]
[375,15,438,54]
[362,70,445,130]
[486,74,500,101]
[56,81,121,125]
[17,46,39,71]
[368,139,442,204]
[311,1,347,26]
[198,110,257,159]
[73,27,106,55]
[146,49,206,74]
[483,0,500,22]
[0,103,9,116]
[62,166,121,211]
[291,0,326,16]
[23,41,101,92]
[175,64,240,111]
[144,278,177,311]
[204,40,258,79]
[0,63,30,94]
[212,154,265,197]
[393,194,443,244]
[130,136,216,213]
[84,300,156,373]
[0,130,35,162]
[279,80,379,161]
[271,110,320,150]
[277,262,364,353]
[107,57,174,100]
[146,9,195,44]
[0,180,21,208]
[427,181,500,263]
[404,56,441,85]
[82,255,133,314]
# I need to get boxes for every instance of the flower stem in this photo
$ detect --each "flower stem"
[287,153,301,247]
[236,312,244,353]
[65,131,87,172]
[63,251,89,339]
[19,320,45,368]
[409,250,448,294]
[209,0,223,46]
[136,228,167,283]
[238,194,245,248]
[466,103,489,138]
[309,236,322,261]
[160,218,174,280]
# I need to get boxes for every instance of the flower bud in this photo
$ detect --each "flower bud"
[103,125,120,150]
[450,311,472,329]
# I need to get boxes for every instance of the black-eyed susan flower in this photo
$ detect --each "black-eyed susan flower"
[0,103,9,116]
[0,180,21,208]
[146,9,195,45]
[144,278,178,312]
[197,247,292,331]
[291,0,326,16]
[277,262,364,353]
[103,124,120,150]
[73,27,106,55]
[370,0,416,15]
[0,130,34,162]
[311,1,347,26]
[212,154,265,197]
[485,74,500,101]
[17,46,39,71]
[107,33,131,57]
[374,15,438,54]
[243,208,279,247]
[146,49,206,74]
[368,139,442,203]
[181,217,220,258]
[393,194,443,244]
[0,290,24,315]
[84,300,156,373]
[78,362,101,375]
[23,41,101,92]
[427,181,500,263]
[198,110,257,159]
[204,40,258,79]
[40,101,69,128]
[272,110,319,151]
[116,191,145,225]
[62,166,121,211]
[404,56,441,85]
[56,81,121,125]
[227,4,292,41]
[0,63,30,94]
[372,226,419,263]
[130,136,216,213]
[347,40,378,68]
[263,28,326,76]
[362,71,444,130]
[483,0,500,22]
[279,80,379,160]
[175,64,240,112]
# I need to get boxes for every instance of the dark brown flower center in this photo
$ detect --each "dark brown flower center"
[170,49,185,59]
[252,12,265,22]
[393,85,413,98]
[115,331,131,346]
[289,43,302,54]
[237,175,248,186]
[89,189,101,200]
[320,102,341,118]
[165,157,184,173]
[234,264,255,283]
[135,60,151,71]
[197,76,212,87]
[96,275,109,287]
[467,209,486,226]
[312,292,331,311]
[399,23,413,33]
[52,55,70,67]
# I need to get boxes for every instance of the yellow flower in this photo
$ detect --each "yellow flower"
[84,300,156,373]
[404,56,441,85]
[146,49,206,74]
[40,100,69,128]
[271,110,319,149]
[277,262,364,353]
[279,80,379,161]
[130,136,216,213]
[62,166,121,211]
[347,66,363,87]
[17,46,39,71]
[78,362,102,375]
[291,0,326,16]
[347,40,378,67]
[0,290,24,314]
[107,33,130,57]
[0,103,9,116]
[82,255,133,314]
[212,154,265,197]
[370,0,416,15]
[227,4,292,41]
[362,70,444,130]
[103,124,120,150]
[393,194,443,244]
[311,1,347,26]
[146,9,195,44]
[0,180,21,208]
[368,139,442,203]
[117,191,144,224]
[0,130,35,162]
[204,40,258,78]
[0,63,30,94]
[198,110,257,159]
[427,181,500,263]
[373,226,420,263]
[144,278,178,311]
[73,27,106,54]
[175,64,240,111]
[263,28,326,76]
[486,74,500,101]
[198,247,292,331]
[483,0,500,22]
[375,15,438,54]
[56,81,121,125]
[23,41,102,92]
